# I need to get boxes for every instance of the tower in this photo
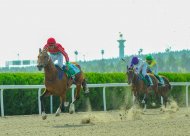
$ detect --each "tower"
[117,32,126,58]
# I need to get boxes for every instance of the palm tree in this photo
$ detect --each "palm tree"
[74,50,78,62]
[101,49,104,59]
[138,48,143,55]
[165,46,171,53]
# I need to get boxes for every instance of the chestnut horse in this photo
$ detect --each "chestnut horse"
[126,66,158,111]
[37,48,89,120]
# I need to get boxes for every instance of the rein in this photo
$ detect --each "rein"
[128,69,139,84]
[44,56,57,82]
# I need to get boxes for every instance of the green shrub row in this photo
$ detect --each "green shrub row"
[1,72,190,85]
[0,72,190,115]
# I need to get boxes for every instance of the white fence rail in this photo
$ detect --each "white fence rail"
[0,82,190,117]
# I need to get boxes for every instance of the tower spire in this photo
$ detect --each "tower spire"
[117,32,126,58]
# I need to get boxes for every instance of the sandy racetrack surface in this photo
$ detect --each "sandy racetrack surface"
[0,107,190,136]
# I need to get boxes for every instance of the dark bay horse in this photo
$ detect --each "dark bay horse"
[126,66,158,111]
[37,48,89,120]
[146,69,172,107]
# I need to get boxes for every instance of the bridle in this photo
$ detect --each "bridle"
[37,50,51,69]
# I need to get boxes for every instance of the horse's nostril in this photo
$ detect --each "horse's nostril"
[37,65,43,71]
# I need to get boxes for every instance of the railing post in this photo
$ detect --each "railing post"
[186,85,189,107]
[1,89,4,117]
[72,87,75,103]
[50,95,53,114]
[103,87,107,111]
[38,88,41,115]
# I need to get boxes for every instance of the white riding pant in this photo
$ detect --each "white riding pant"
[49,52,63,68]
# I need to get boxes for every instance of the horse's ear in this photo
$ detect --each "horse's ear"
[39,48,42,53]
[43,48,47,52]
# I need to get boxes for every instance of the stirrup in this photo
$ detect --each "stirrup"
[158,83,165,87]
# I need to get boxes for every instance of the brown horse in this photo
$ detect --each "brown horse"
[146,69,172,107]
[37,48,89,120]
[126,66,158,111]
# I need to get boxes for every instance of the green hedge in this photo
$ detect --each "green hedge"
[0,72,190,115]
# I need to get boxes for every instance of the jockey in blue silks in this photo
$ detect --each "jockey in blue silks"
[130,56,153,87]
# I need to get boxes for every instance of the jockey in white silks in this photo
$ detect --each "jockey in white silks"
[130,56,153,87]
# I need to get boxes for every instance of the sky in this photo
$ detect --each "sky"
[0,0,190,67]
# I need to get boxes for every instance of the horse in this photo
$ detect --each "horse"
[146,68,172,107]
[126,65,159,111]
[37,48,89,120]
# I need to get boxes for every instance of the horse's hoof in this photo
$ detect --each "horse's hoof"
[42,112,47,120]
[69,103,75,114]
[55,108,61,116]
[141,100,145,104]
[55,113,60,116]
[64,102,69,107]
[84,88,89,94]
[151,102,156,107]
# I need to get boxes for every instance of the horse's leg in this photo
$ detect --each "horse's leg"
[142,91,148,112]
[162,88,168,108]
[40,90,50,120]
[74,84,81,102]
[82,78,89,94]
[55,96,63,116]
[69,84,81,114]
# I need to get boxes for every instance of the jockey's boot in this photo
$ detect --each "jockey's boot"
[70,75,76,84]
[145,75,153,87]
[158,77,165,87]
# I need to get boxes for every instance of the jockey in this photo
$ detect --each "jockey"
[43,37,78,79]
[130,56,153,87]
[146,54,164,86]
[43,37,69,68]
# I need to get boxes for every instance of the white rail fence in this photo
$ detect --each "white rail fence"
[0,82,190,117]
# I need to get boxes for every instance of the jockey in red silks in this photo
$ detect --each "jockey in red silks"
[43,37,80,80]
[43,37,69,69]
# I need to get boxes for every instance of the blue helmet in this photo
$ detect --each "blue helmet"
[131,56,139,65]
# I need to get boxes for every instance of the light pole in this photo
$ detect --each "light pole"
[74,50,78,62]
[101,49,104,59]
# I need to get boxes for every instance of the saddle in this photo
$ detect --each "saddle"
[137,74,149,86]
[55,64,81,81]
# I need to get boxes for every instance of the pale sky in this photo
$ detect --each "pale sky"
[0,0,190,66]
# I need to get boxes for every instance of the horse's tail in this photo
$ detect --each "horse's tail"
[82,78,89,94]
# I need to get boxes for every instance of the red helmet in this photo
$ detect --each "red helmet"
[47,37,56,44]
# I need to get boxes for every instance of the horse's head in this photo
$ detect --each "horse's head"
[37,48,50,71]
[126,65,135,85]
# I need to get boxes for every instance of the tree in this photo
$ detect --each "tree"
[101,49,104,59]
[138,48,143,55]
[74,50,78,62]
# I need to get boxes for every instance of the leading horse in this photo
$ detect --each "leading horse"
[37,48,89,120]
[126,65,158,111]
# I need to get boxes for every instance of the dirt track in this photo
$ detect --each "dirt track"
[0,106,190,136]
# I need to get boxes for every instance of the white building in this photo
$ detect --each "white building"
[5,60,37,68]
